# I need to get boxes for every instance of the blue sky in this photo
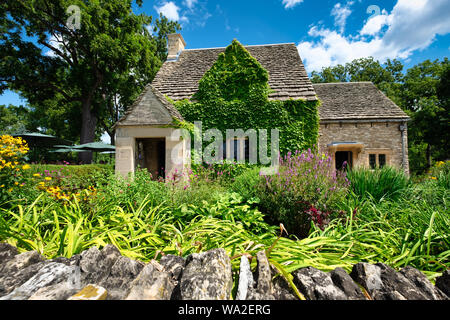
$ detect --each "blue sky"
[1,0,449,107]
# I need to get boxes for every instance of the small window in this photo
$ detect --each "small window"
[244,139,250,162]
[224,139,249,162]
[379,154,386,168]
[369,154,377,169]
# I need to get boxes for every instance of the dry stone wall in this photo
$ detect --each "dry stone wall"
[0,243,448,300]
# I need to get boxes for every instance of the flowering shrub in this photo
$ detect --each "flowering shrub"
[429,160,450,189]
[256,149,350,237]
[33,173,97,205]
[0,135,31,204]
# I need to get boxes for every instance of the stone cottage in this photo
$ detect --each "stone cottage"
[314,82,410,172]
[114,34,410,178]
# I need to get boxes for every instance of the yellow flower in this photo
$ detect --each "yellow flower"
[33,173,41,177]
[14,181,19,185]
[0,184,4,188]
[22,164,31,170]
[44,177,52,181]
[431,177,437,180]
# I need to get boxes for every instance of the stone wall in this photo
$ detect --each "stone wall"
[0,243,448,300]
[319,121,409,173]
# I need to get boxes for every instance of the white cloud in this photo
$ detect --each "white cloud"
[298,0,450,72]
[184,0,198,9]
[282,0,304,9]
[155,2,180,21]
[101,132,111,144]
[359,9,389,36]
[331,2,354,34]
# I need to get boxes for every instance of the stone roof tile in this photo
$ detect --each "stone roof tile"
[152,43,317,101]
[114,85,183,128]
[313,82,410,121]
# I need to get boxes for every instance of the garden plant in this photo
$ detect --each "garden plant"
[0,135,448,297]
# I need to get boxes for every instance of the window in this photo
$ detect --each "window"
[369,153,387,169]
[223,138,250,162]
[379,154,386,168]
[244,139,250,162]
[369,154,377,169]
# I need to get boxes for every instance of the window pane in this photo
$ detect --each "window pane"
[234,140,239,161]
[379,154,386,168]
[369,154,376,169]
[222,141,227,160]
[244,139,250,162]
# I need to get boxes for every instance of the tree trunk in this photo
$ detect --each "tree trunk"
[78,98,98,164]
[110,130,115,146]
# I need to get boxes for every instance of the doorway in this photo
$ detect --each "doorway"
[136,138,166,179]
[335,151,353,170]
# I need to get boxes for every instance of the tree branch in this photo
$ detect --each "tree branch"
[37,39,74,67]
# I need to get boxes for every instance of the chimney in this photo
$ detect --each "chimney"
[167,33,186,61]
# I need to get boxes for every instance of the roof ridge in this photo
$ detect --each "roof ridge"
[183,43,296,51]
[313,81,374,85]
[113,84,183,129]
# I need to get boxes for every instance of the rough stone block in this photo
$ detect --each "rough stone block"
[329,267,366,300]
[179,249,233,300]
[125,261,174,300]
[293,267,347,300]
[0,262,78,300]
[435,270,450,298]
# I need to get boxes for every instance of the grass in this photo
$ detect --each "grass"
[346,166,411,202]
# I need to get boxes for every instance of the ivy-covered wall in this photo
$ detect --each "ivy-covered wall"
[173,40,320,156]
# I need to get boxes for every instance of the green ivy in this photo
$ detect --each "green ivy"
[174,40,320,157]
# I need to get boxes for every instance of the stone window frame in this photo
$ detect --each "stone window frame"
[365,149,392,169]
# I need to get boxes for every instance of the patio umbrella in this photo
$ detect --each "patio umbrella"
[12,132,72,148]
[71,142,116,153]
[49,148,82,153]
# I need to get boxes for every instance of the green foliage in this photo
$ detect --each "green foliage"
[0,105,31,135]
[173,192,274,235]
[96,168,168,211]
[402,59,449,170]
[194,40,270,103]
[347,166,411,202]
[0,1,180,161]
[230,167,262,201]
[29,164,113,189]
[429,161,450,189]
[175,40,320,157]
[338,182,449,275]
[191,161,256,185]
[168,176,227,208]
[1,177,447,281]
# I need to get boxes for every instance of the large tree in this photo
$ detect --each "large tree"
[0,0,180,163]
[400,59,449,171]
[0,104,31,134]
